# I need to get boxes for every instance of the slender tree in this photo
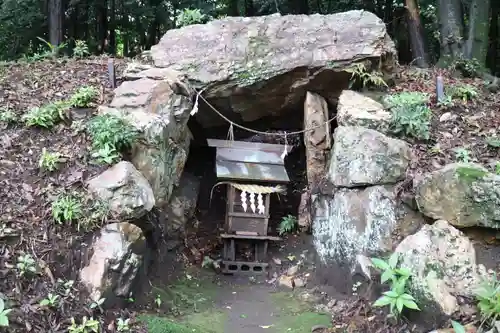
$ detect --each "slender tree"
[405,0,429,67]
[464,0,491,65]
[437,0,464,65]
[48,0,64,48]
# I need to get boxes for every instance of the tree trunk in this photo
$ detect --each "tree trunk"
[376,0,384,19]
[437,0,464,65]
[146,19,158,49]
[48,0,64,47]
[297,0,309,14]
[109,0,116,54]
[363,0,376,13]
[463,0,491,65]
[97,0,108,53]
[244,0,256,16]
[384,0,394,33]
[316,0,323,14]
[487,0,499,74]
[227,0,239,16]
[68,3,79,41]
[405,0,429,67]
[82,0,89,41]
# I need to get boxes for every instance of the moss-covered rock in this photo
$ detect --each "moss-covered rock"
[328,126,411,187]
[416,163,500,228]
[394,220,484,331]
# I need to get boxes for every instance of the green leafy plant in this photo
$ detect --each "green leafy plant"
[495,162,500,175]
[390,104,431,140]
[39,148,65,171]
[22,101,69,128]
[86,114,138,162]
[73,40,90,58]
[117,318,131,332]
[23,106,58,128]
[385,91,430,107]
[17,253,37,277]
[454,148,471,163]
[52,194,82,224]
[57,278,75,297]
[345,62,387,89]
[176,8,207,27]
[451,320,466,333]
[40,293,60,308]
[47,100,72,120]
[371,253,420,317]
[70,86,98,108]
[385,92,431,140]
[0,298,12,327]
[447,84,478,102]
[68,316,99,333]
[437,95,454,107]
[452,56,481,78]
[0,109,16,124]
[474,274,500,326]
[0,223,15,238]
[155,294,162,308]
[90,143,121,165]
[486,136,500,148]
[89,298,105,313]
[278,215,298,236]
[36,37,68,58]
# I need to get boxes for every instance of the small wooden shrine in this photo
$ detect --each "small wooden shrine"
[207,139,291,274]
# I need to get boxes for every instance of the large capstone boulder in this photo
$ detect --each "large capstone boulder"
[150,11,396,128]
[87,161,155,219]
[415,163,500,228]
[328,126,411,187]
[337,90,392,133]
[79,222,147,305]
[99,69,194,207]
[312,186,424,264]
[394,220,485,330]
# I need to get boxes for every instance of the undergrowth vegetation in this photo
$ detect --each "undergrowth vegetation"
[51,192,110,231]
[474,274,500,328]
[0,298,12,327]
[371,252,500,332]
[39,148,65,171]
[22,86,97,128]
[371,253,420,318]
[0,108,16,124]
[86,113,139,165]
[278,215,298,235]
[345,62,388,89]
[385,91,432,140]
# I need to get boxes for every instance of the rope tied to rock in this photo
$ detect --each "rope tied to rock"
[191,88,337,138]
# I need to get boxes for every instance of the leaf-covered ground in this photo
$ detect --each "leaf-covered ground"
[1,57,500,333]
[0,57,146,332]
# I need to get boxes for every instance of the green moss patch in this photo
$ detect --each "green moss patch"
[456,166,488,182]
[138,313,223,333]
[270,292,332,333]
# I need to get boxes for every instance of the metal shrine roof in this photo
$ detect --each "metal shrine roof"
[206,139,291,183]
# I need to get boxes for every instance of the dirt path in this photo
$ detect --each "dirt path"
[216,275,331,333]
[139,271,331,333]
[137,235,333,333]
